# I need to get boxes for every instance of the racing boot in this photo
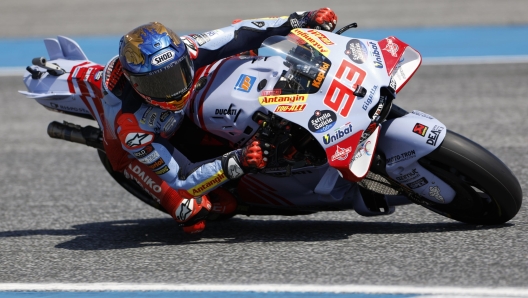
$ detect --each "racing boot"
[207,187,238,219]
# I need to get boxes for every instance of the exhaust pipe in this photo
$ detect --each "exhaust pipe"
[47,121,104,151]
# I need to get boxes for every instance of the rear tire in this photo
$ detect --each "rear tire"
[416,130,522,224]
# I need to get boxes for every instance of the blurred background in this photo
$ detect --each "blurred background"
[2,0,528,71]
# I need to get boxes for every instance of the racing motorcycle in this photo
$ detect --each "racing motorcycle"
[19,24,522,225]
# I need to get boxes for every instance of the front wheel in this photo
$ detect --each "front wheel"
[414,130,522,224]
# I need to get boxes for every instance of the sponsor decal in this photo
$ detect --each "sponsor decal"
[126,164,163,193]
[49,102,90,114]
[395,168,420,183]
[352,140,375,162]
[148,157,166,170]
[308,110,337,133]
[151,50,175,66]
[125,132,153,147]
[182,36,198,59]
[133,145,155,158]
[94,70,103,81]
[383,38,399,57]
[345,39,368,64]
[274,104,306,113]
[188,171,228,196]
[368,41,384,69]
[261,89,282,96]
[148,112,157,127]
[331,146,353,161]
[226,155,244,179]
[311,61,330,88]
[323,59,367,118]
[215,108,238,115]
[154,165,170,175]
[162,117,178,135]
[189,29,222,46]
[413,123,429,137]
[322,123,353,145]
[362,85,378,111]
[138,150,161,165]
[252,21,265,28]
[386,149,416,165]
[140,106,153,124]
[407,177,429,189]
[306,29,334,45]
[175,199,194,222]
[429,186,445,203]
[234,74,256,92]
[291,28,331,56]
[259,94,307,105]
[389,77,397,91]
[160,110,171,122]
[411,110,434,119]
[426,125,444,146]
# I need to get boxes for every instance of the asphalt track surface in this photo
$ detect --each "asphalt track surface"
[1,0,528,294]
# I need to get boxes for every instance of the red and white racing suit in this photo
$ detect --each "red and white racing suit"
[98,10,337,230]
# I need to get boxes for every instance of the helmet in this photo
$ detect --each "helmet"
[119,22,194,111]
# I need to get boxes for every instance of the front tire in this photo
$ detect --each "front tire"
[416,130,522,224]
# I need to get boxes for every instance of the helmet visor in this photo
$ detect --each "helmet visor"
[128,55,193,102]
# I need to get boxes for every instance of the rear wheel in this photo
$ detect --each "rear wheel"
[414,130,522,224]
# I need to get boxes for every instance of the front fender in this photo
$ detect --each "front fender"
[376,110,456,204]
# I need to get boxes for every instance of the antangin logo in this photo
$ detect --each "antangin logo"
[259,94,307,105]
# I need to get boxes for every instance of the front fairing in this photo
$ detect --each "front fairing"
[257,30,392,181]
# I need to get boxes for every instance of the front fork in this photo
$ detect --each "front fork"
[375,107,456,205]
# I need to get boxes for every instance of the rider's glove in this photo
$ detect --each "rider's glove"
[290,8,338,32]
[221,139,270,179]
[174,196,212,234]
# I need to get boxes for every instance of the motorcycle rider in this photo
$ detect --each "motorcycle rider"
[100,8,338,233]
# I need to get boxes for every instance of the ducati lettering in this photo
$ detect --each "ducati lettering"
[407,177,429,189]
[215,108,238,115]
[322,123,353,145]
[413,123,429,137]
[307,110,337,133]
[345,39,368,64]
[386,150,416,165]
[426,125,444,146]
[151,50,174,66]
[362,85,378,111]
[234,74,256,93]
